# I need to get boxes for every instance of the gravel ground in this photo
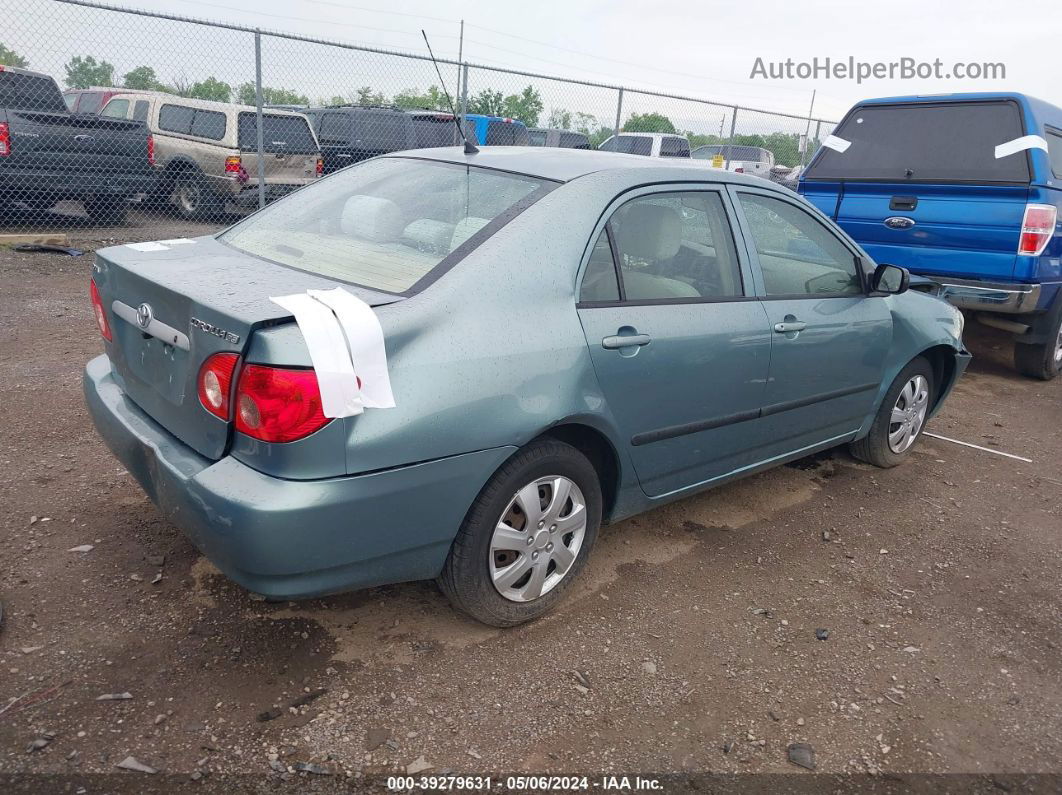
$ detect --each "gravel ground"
[0,228,1059,793]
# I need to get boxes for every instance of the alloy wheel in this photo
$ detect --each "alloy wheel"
[888,374,930,454]
[489,476,587,603]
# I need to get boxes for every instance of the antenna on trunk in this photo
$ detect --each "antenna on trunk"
[421,30,478,155]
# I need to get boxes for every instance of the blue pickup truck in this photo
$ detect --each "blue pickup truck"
[800,93,1062,379]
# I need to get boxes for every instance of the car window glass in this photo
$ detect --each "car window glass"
[78,92,102,114]
[609,192,743,300]
[320,113,350,142]
[1047,130,1062,178]
[738,193,862,296]
[660,137,690,158]
[579,229,620,303]
[132,100,149,122]
[486,121,521,146]
[603,136,652,156]
[190,109,226,140]
[63,93,77,110]
[560,132,589,149]
[100,99,129,119]
[528,130,547,146]
[159,103,195,135]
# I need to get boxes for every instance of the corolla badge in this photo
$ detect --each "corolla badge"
[884,216,916,230]
[135,302,154,329]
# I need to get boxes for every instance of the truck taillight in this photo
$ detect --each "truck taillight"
[1018,204,1057,257]
[734,166,744,173]
[225,155,242,174]
[197,353,240,420]
[147,133,155,166]
[0,122,10,157]
[316,157,323,176]
[234,364,332,443]
[89,279,111,341]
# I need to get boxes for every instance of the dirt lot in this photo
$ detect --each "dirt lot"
[0,223,1059,792]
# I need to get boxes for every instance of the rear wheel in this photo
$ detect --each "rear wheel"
[850,357,934,468]
[172,170,223,221]
[84,194,128,225]
[438,439,601,627]
[1014,311,1062,381]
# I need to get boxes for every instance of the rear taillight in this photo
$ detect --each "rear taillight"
[197,353,239,420]
[734,166,744,174]
[316,157,323,176]
[89,279,111,341]
[234,365,332,443]
[0,122,10,157]
[225,155,241,174]
[1018,203,1057,257]
[147,133,155,166]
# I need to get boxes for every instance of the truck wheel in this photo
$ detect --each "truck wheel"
[438,439,602,627]
[1014,316,1062,381]
[172,171,223,221]
[84,195,128,225]
[850,357,934,469]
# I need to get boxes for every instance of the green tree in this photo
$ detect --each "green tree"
[356,86,387,106]
[63,55,115,89]
[467,85,543,126]
[393,85,451,111]
[122,65,162,91]
[546,108,572,130]
[588,126,613,148]
[186,76,231,102]
[236,82,309,106]
[0,42,29,68]
[622,112,676,134]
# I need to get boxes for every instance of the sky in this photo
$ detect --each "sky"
[8,0,1060,135]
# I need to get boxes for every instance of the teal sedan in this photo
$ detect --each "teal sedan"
[84,147,970,626]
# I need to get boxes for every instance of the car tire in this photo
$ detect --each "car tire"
[84,195,128,225]
[172,170,223,221]
[849,357,935,469]
[1013,311,1062,381]
[438,438,602,627]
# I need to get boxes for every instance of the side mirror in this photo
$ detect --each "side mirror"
[870,263,910,295]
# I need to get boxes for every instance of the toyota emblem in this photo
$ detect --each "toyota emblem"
[136,303,153,329]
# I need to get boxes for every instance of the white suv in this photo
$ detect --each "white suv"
[598,132,691,158]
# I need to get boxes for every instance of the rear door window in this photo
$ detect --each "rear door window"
[805,101,1031,184]
[132,100,149,122]
[0,72,68,112]
[319,113,350,143]
[528,129,547,146]
[486,121,519,146]
[190,109,226,140]
[603,136,653,156]
[159,103,195,135]
[77,91,103,115]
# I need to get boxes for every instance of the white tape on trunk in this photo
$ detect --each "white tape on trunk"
[994,134,1048,159]
[822,134,852,153]
[269,293,364,418]
[307,287,395,409]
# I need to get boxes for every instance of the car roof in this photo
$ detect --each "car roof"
[103,90,309,116]
[612,132,686,140]
[382,146,777,185]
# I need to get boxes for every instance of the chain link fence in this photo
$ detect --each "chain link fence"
[0,0,837,235]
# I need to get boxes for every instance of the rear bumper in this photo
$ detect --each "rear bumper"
[0,170,153,199]
[83,354,515,600]
[934,277,1041,314]
[229,183,307,208]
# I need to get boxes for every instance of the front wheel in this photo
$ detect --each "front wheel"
[438,439,601,627]
[850,357,934,468]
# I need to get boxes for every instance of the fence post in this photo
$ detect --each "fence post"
[724,107,738,168]
[613,87,624,137]
[254,29,266,210]
[460,63,469,118]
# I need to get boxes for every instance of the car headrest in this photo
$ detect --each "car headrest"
[402,219,455,254]
[613,203,682,261]
[451,217,490,250]
[340,195,405,242]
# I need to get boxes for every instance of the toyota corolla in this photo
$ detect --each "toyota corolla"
[84,147,969,626]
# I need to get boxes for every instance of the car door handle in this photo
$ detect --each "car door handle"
[602,333,651,349]
[773,321,807,333]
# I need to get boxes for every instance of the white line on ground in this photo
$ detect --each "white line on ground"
[923,432,1033,463]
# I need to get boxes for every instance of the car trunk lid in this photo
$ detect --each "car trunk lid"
[95,235,399,460]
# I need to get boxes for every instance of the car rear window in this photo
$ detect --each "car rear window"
[660,137,690,158]
[411,115,462,148]
[559,132,590,149]
[237,112,318,153]
[0,72,68,113]
[602,136,653,156]
[350,110,412,151]
[221,157,555,295]
[805,100,1031,184]
[485,121,529,146]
